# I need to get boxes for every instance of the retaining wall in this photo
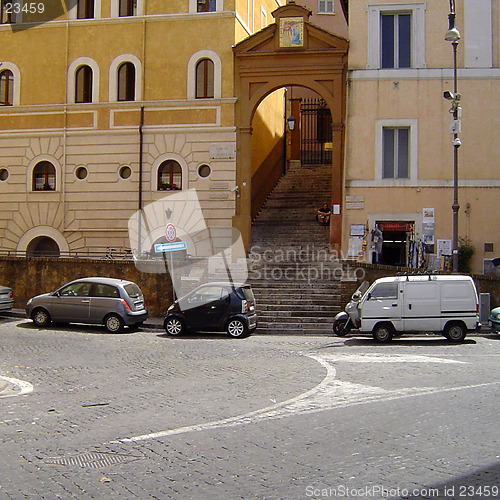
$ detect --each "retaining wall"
[0,256,173,318]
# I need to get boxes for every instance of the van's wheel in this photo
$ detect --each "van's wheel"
[164,317,185,336]
[444,322,467,342]
[32,308,51,327]
[104,314,124,333]
[333,319,351,337]
[226,318,249,338]
[372,323,394,343]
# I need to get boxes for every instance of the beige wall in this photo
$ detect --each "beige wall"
[0,0,285,256]
[344,0,500,275]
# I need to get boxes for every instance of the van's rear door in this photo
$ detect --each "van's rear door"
[403,281,441,331]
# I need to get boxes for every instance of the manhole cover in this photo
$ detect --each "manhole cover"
[44,452,141,468]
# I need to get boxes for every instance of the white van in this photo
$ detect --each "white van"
[333,275,480,342]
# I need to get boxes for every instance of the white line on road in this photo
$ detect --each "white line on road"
[0,375,33,398]
[119,353,493,443]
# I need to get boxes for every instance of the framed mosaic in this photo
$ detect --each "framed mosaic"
[279,17,304,47]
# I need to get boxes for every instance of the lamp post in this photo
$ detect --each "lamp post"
[444,0,461,274]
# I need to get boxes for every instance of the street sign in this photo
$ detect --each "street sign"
[166,223,176,242]
[154,241,187,253]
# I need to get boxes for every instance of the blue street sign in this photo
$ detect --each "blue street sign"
[154,241,187,253]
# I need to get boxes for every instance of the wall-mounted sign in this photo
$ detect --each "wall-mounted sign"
[279,17,304,47]
[209,144,235,159]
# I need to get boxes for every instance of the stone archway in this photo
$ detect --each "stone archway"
[233,2,348,252]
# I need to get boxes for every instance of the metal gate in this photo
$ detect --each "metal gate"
[300,98,332,165]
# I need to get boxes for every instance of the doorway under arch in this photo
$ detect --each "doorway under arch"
[233,2,348,252]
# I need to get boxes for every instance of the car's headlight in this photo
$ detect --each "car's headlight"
[26,298,32,306]
[495,313,500,320]
[168,304,174,311]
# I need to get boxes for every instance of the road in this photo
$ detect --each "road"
[1,315,499,499]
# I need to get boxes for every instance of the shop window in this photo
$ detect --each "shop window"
[195,59,214,99]
[0,69,13,106]
[33,161,56,191]
[117,62,136,101]
[77,0,94,18]
[382,127,409,179]
[158,160,182,190]
[75,65,93,103]
[197,0,215,12]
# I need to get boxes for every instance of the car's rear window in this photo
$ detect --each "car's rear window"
[240,286,255,302]
[124,283,142,298]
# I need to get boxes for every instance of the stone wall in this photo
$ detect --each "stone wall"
[0,256,173,318]
[339,262,500,310]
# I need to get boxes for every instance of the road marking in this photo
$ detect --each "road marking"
[0,375,33,398]
[119,353,493,443]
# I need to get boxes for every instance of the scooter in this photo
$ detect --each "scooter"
[332,281,369,336]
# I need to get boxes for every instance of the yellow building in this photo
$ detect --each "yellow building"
[344,0,500,275]
[0,0,284,256]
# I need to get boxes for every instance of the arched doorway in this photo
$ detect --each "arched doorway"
[233,2,348,252]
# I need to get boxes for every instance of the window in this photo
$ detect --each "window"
[92,283,120,298]
[197,0,215,12]
[367,3,426,70]
[0,70,13,106]
[119,0,136,16]
[195,59,214,99]
[60,282,91,297]
[75,65,93,103]
[382,127,409,179]
[381,13,411,69]
[318,0,334,14]
[0,0,12,23]
[77,0,94,18]
[33,161,56,191]
[117,62,135,101]
[158,160,182,190]
[369,282,398,300]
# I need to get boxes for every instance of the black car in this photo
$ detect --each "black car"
[164,282,257,338]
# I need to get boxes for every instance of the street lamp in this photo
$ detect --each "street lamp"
[287,115,296,131]
[444,0,461,273]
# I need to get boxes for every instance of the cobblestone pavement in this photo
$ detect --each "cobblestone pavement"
[1,314,500,500]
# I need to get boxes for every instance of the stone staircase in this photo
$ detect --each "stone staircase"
[249,162,342,334]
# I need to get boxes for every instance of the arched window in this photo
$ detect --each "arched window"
[117,62,136,101]
[197,0,216,12]
[1,0,13,23]
[26,236,60,257]
[119,0,136,16]
[33,161,56,191]
[158,160,182,190]
[195,59,214,99]
[0,69,13,106]
[77,0,94,18]
[75,65,93,103]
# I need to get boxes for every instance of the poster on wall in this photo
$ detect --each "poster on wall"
[422,208,435,245]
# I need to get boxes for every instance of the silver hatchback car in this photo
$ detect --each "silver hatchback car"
[26,277,148,333]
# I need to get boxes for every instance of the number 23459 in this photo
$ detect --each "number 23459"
[4,2,45,14]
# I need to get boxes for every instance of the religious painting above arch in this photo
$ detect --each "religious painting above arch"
[279,17,304,47]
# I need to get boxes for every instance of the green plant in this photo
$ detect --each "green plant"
[458,237,474,273]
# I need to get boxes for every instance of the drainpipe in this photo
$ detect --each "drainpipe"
[139,106,144,211]
[138,106,144,255]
